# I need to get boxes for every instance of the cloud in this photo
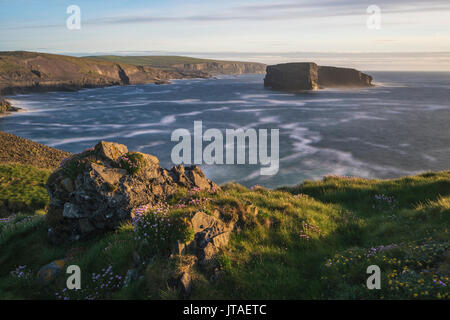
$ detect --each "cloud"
[93,0,450,25]
[4,0,450,29]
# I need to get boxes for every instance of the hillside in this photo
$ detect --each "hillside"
[87,55,267,76]
[0,52,266,97]
[0,134,448,300]
[0,51,188,96]
[0,131,71,170]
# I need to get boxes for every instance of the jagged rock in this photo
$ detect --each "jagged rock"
[191,211,218,233]
[187,211,235,267]
[171,165,219,190]
[211,231,231,248]
[46,141,217,244]
[201,242,220,264]
[264,62,373,91]
[94,141,129,165]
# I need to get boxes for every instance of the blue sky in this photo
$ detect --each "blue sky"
[1,0,449,69]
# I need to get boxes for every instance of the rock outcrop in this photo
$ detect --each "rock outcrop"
[318,66,373,88]
[172,210,236,294]
[264,63,319,91]
[264,62,373,91]
[0,97,19,113]
[45,141,217,244]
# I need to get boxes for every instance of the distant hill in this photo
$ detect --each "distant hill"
[87,55,267,76]
[0,51,266,96]
[0,51,188,95]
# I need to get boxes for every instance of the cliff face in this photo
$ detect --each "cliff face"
[264,62,373,91]
[87,55,267,77]
[318,66,373,88]
[264,63,319,91]
[0,51,183,95]
[171,62,266,75]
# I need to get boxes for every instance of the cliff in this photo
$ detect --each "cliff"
[0,97,19,113]
[0,52,266,98]
[264,62,373,91]
[88,55,267,76]
[264,63,319,91]
[318,66,373,88]
[170,61,266,75]
[0,51,187,96]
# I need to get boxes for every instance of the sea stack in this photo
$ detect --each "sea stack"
[264,62,373,91]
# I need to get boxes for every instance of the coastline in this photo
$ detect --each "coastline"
[0,97,21,117]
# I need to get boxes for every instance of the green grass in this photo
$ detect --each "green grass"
[0,167,448,300]
[0,164,50,217]
[86,55,243,68]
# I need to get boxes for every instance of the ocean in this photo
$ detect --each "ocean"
[2,72,450,188]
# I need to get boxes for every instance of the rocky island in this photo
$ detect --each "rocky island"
[264,62,373,91]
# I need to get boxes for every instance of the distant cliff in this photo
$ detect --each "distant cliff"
[88,55,266,76]
[264,62,373,91]
[0,52,266,97]
[0,51,188,96]
[318,66,373,88]
[170,62,266,75]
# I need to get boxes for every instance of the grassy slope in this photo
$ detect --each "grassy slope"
[0,165,448,300]
[0,131,71,170]
[0,51,127,75]
[0,164,50,217]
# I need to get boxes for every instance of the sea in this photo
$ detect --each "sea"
[2,72,450,188]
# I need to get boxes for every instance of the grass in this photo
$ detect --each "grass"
[0,164,50,217]
[86,55,245,68]
[0,166,448,300]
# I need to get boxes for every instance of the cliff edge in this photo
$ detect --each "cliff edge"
[0,52,266,96]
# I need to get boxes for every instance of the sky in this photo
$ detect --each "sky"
[1,0,450,70]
